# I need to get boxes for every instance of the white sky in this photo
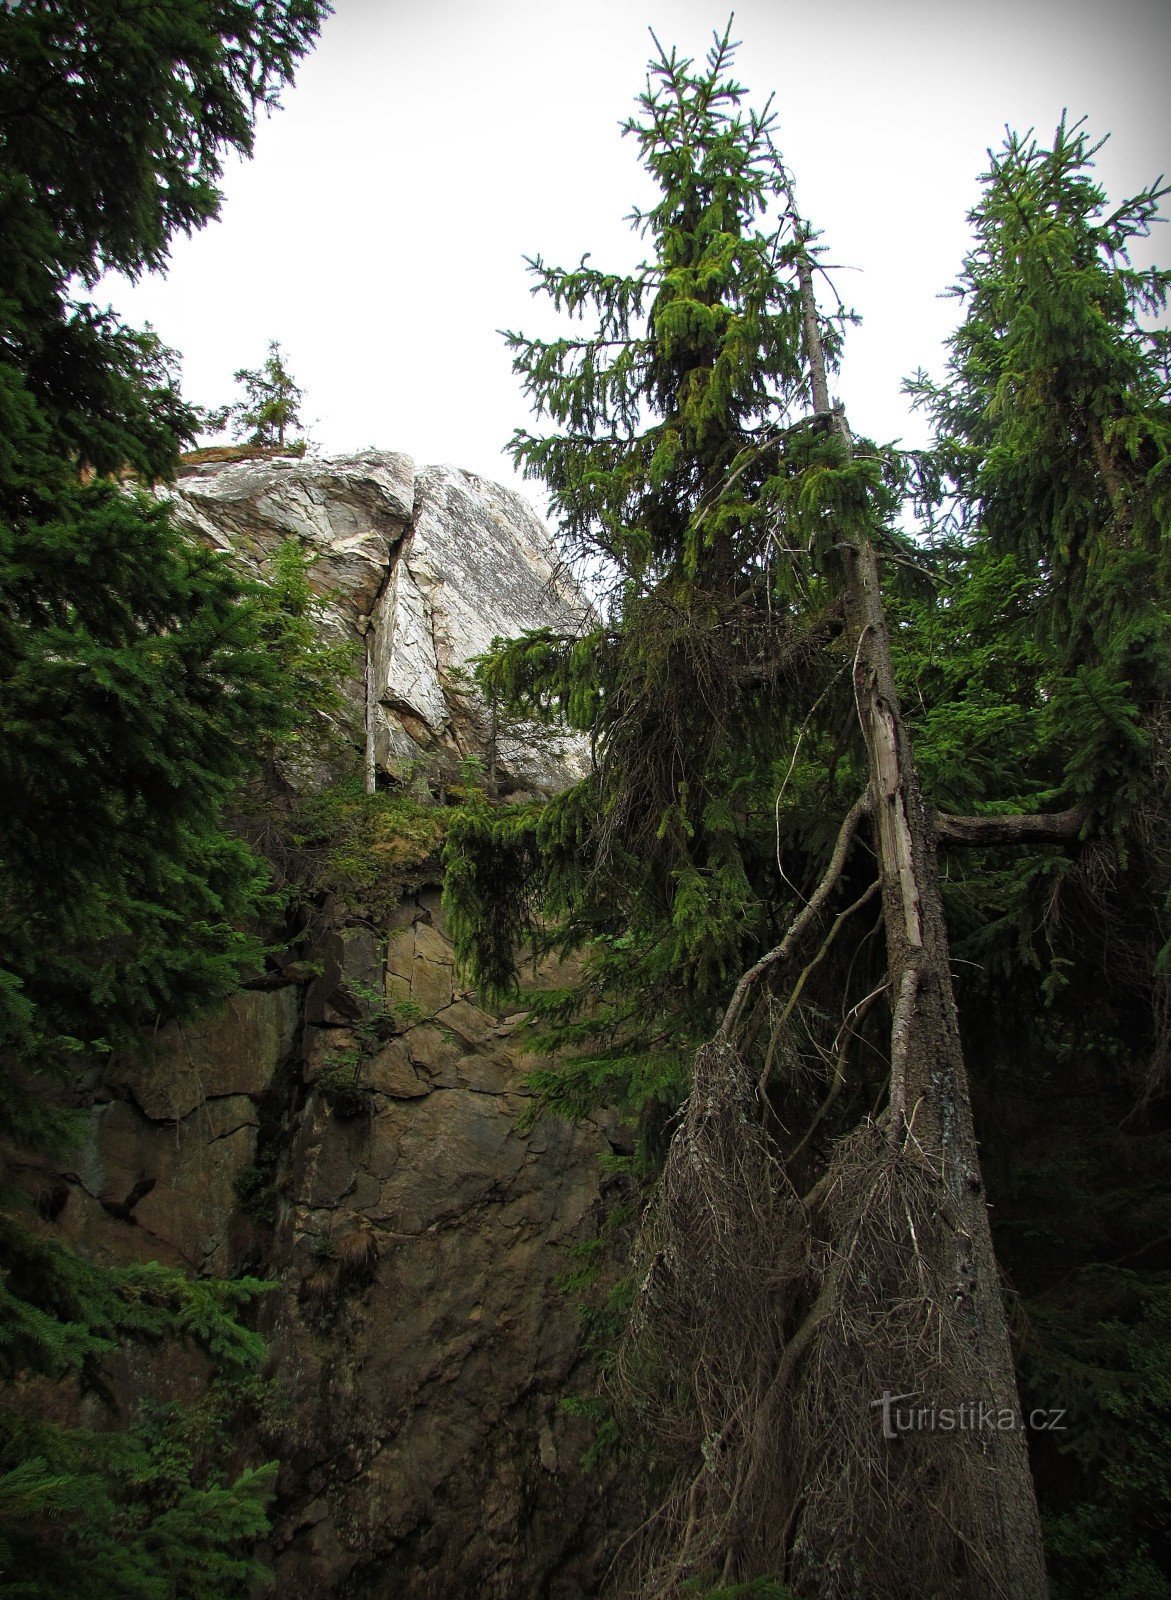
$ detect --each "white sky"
[105,0,1171,515]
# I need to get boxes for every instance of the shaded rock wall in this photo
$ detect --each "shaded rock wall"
[269,894,628,1598]
[40,453,634,1596]
[50,889,629,1597]
[60,987,300,1278]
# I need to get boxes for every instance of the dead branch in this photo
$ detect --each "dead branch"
[886,965,921,1146]
[721,788,873,1041]
[729,601,845,683]
[758,877,881,1104]
[935,804,1087,846]
[787,976,887,1167]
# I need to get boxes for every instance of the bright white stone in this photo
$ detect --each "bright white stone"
[159,450,591,795]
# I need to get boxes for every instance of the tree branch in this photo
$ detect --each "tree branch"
[718,788,873,1041]
[934,804,1086,847]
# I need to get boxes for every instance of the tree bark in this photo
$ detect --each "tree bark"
[797,250,1050,1598]
[936,805,1085,846]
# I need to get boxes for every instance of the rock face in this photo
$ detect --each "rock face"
[68,988,299,1276]
[39,453,635,1597]
[163,451,592,795]
[52,895,628,1597]
[270,893,627,1598]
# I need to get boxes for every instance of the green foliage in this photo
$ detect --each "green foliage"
[0,522,341,1095]
[449,26,1171,1591]
[0,3,327,1593]
[0,0,326,490]
[288,776,448,921]
[208,339,308,450]
[391,997,426,1027]
[0,0,333,1114]
[908,116,1171,830]
[308,974,406,1121]
[904,116,1171,1074]
[313,982,399,1122]
[447,25,886,1159]
[456,750,487,791]
[0,1225,278,1598]
[503,23,848,569]
[558,1394,623,1476]
[0,1217,272,1381]
[1026,1272,1171,1600]
[905,119,1171,1595]
[0,1394,277,1600]
[315,1062,370,1119]
[442,795,546,1000]
[0,1,325,285]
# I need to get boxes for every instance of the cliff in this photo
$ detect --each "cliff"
[47,453,632,1597]
[163,449,592,795]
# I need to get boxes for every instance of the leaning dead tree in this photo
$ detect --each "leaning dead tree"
[619,213,1050,1598]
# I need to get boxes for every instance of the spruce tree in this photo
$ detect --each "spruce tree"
[445,26,1051,1596]
[211,339,308,450]
[910,118,1171,841]
[0,2,331,1591]
[904,121,1171,1600]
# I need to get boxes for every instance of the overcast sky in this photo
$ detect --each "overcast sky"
[105,0,1171,513]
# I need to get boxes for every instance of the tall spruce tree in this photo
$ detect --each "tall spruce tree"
[444,26,1056,1597]
[904,121,1171,1600]
[0,2,331,1592]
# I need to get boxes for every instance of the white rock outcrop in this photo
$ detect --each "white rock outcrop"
[161,451,592,794]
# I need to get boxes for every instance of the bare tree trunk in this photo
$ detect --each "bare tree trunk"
[799,249,1049,1599]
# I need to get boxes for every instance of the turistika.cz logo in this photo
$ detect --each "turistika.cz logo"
[871,1391,1068,1440]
